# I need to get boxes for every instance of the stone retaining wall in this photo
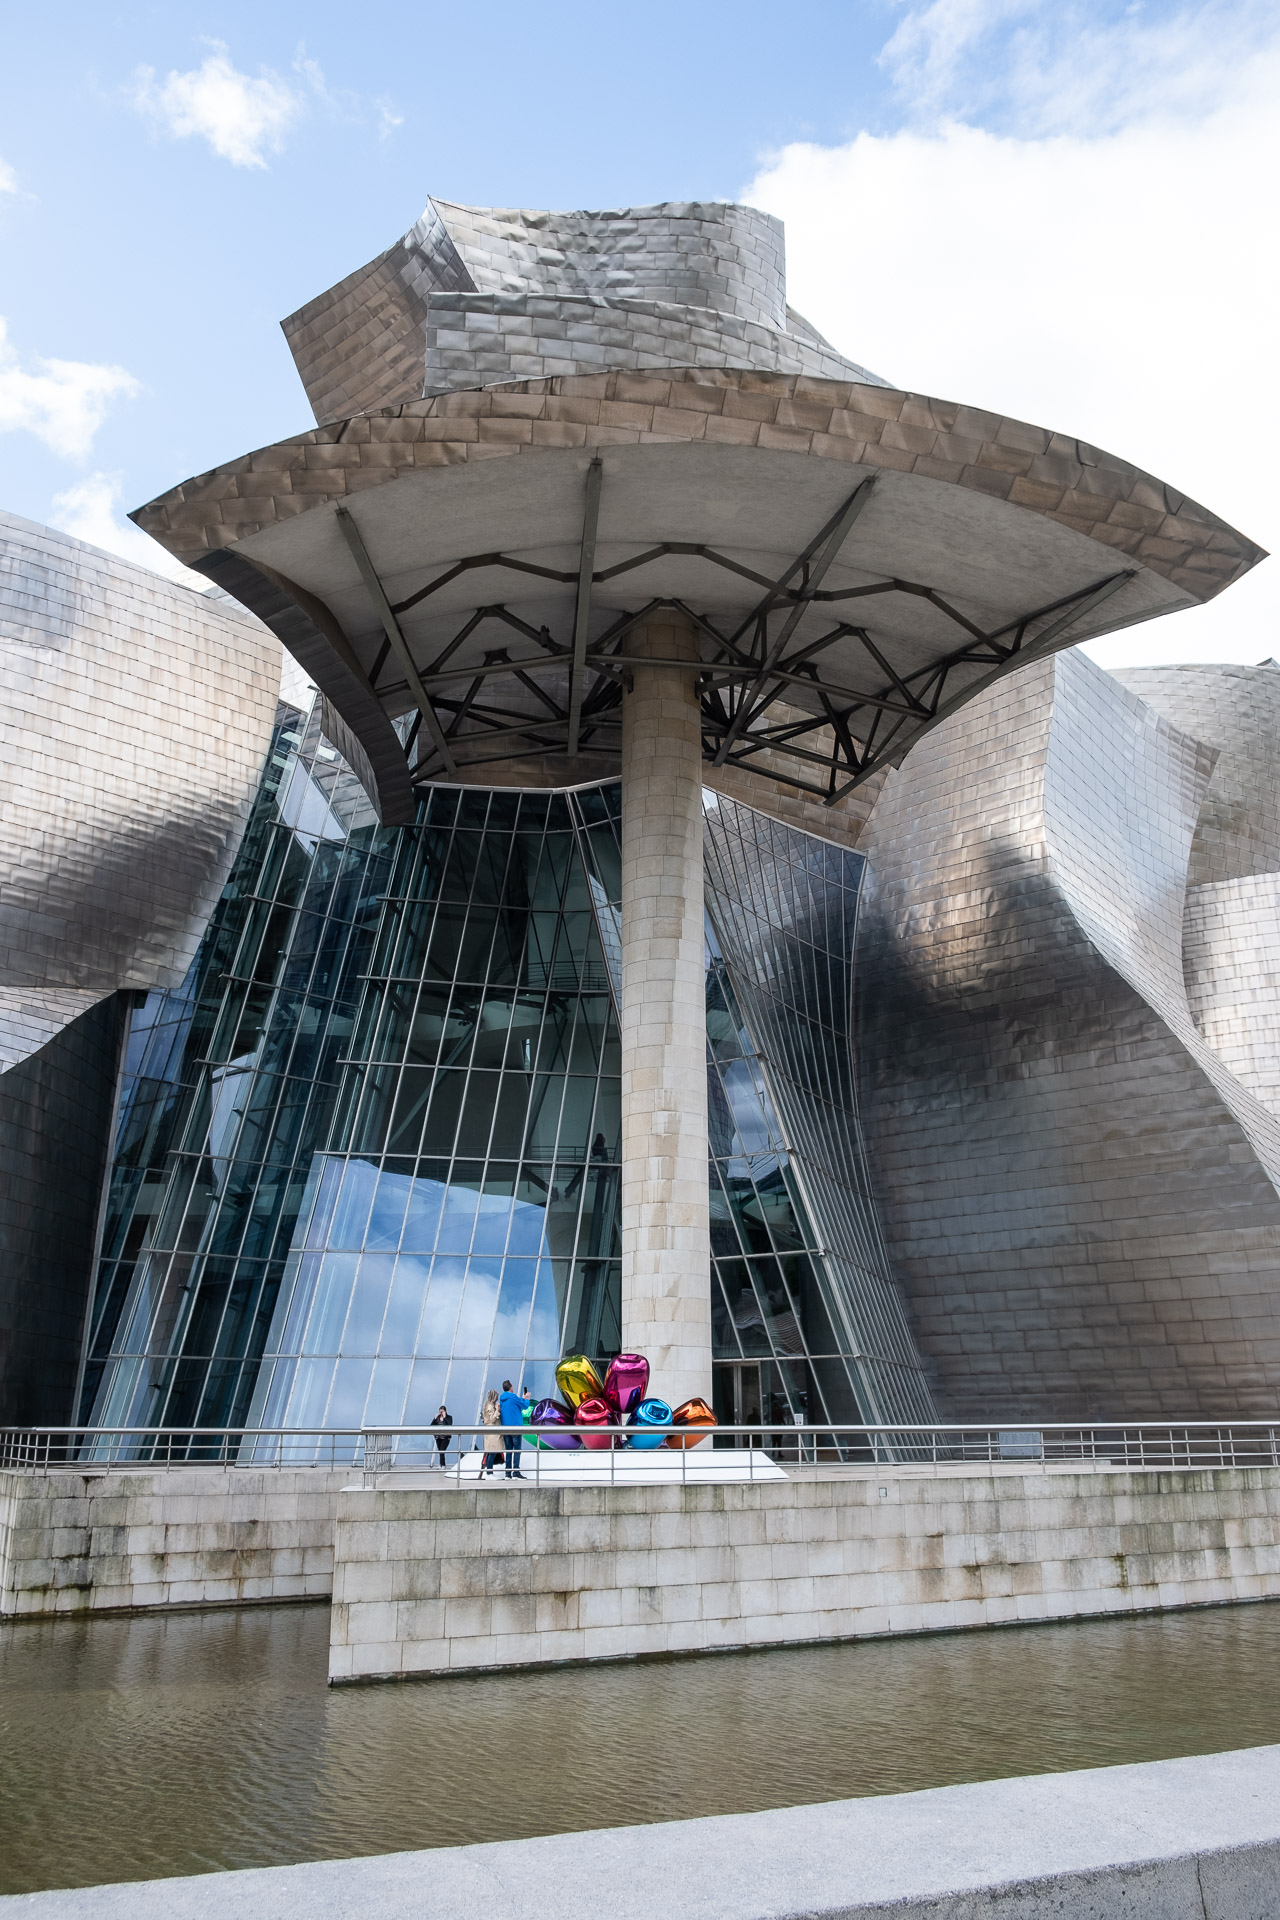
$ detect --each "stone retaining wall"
[0,1468,348,1614]
[329,1464,1280,1681]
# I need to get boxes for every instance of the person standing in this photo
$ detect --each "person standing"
[499,1378,529,1479]
[479,1388,504,1477]
[430,1404,453,1470]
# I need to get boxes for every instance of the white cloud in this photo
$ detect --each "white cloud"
[0,157,17,194]
[50,472,211,591]
[377,96,405,139]
[0,318,139,460]
[748,18,1280,668]
[881,0,1278,135]
[131,42,302,169]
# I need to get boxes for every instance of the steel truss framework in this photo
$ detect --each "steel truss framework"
[340,470,1135,808]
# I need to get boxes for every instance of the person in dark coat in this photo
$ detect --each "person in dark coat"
[430,1405,453,1470]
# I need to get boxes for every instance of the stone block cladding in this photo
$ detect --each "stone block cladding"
[620,615,712,1406]
[135,370,1257,613]
[0,1468,348,1615]
[328,1464,1280,1681]
[856,649,1280,1418]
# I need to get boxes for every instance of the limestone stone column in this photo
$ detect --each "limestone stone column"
[619,609,711,1411]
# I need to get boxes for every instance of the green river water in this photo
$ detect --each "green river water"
[2,1598,1280,1894]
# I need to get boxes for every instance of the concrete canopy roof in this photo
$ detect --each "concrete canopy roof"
[134,368,1265,825]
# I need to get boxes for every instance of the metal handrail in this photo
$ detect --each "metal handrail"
[3,1420,1279,1484]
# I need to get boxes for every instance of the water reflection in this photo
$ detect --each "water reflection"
[3,1599,1280,1893]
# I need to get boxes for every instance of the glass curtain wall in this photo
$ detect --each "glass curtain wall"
[81,696,391,1431]
[80,701,928,1442]
[703,795,935,1427]
[245,781,623,1436]
[80,701,623,1438]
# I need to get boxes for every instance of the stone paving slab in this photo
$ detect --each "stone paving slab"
[4,1743,1279,1918]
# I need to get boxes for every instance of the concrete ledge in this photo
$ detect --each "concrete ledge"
[5,1744,1280,1917]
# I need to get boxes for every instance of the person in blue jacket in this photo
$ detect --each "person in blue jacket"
[498,1379,529,1479]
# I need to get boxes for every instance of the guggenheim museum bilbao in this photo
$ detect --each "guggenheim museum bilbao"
[1,196,1274,1442]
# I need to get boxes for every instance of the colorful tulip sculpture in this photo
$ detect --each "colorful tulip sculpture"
[540,1351,719,1455]
[628,1397,674,1448]
[529,1397,582,1449]
[666,1396,717,1449]
[572,1395,615,1450]
[555,1354,604,1409]
[603,1353,649,1418]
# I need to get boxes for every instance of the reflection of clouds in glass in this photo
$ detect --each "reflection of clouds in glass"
[329,1159,378,1248]
[306,1252,357,1353]
[343,1254,395,1354]
[365,1173,410,1250]
[367,1354,412,1425]
[329,1357,374,1427]
[402,1179,445,1250]
[454,1257,502,1356]
[89,774,626,1436]
[528,1261,560,1355]
[471,1194,514,1255]
[436,1185,480,1253]
[491,1258,536,1355]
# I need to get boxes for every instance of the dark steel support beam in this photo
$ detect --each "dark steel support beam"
[713,478,876,765]
[566,459,603,756]
[334,504,458,779]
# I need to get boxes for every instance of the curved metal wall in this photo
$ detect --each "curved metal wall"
[856,648,1280,1419]
[0,512,280,1072]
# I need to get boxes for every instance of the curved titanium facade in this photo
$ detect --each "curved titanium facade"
[0,512,280,1424]
[0,512,280,1071]
[856,647,1280,1418]
[81,706,923,1433]
[280,197,883,424]
[1118,665,1280,1124]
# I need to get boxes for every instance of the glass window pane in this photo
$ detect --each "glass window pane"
[382,1254,431,1353]
[418,1257,466,1355]
[329,1159,378,1247]
[328,1357,375,1428]
[287,1357,336,1427]
[453,1259,501,1356]
[342,1254,395,1355]
[304,1251,358,1353]
[436,1184,480,1255]
[491,1259,536,1357]
[365,1169,412,1251]
[401,1175,447,1252]
[366,1354,412,1427]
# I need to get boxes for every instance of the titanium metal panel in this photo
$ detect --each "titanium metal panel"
[856,648,1280,1419]
[0,513,280,1072]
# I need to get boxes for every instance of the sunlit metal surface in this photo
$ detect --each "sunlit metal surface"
[856,648,1280,1420]
[280,198,884,424]
[0,512,280,1072]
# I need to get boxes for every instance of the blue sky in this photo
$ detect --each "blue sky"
[1,1,1276,664]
